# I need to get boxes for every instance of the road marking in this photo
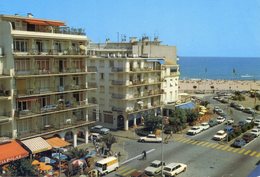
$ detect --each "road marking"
[211,144,219,148]
[227,147,234,152]
[120,148,155,165]
[185,139,195,144]
[256,153,260,157]
[232,148,240,153]
[200,142,210,146]
[178,137,188,142]
[196,141,205,146]
[221,146,229,151]
[238,149,246,154]
[182,139,192,143]
[216,145,224,150]
[250,151,257,157]
[244,150,252,155]
[118,167,131,174]
[175,137,184,141]
[205,143,215,148]
[191,141,199,145]
[121,169,137,176]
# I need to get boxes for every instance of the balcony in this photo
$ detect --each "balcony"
[0,89,11,99]
[126,102,163,114]
[124,89,164,101]
[13,48,86,57]
[112,106,125,112]
[87,66,97,72]
[0,112,12,125]
[15,100,95,119]
[111,80,126,85]
[111,67,125,72]
[112,93,126,99]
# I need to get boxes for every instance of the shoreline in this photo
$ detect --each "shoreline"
[179,79,260,92]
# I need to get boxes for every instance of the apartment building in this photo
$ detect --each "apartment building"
[87,37,179,130]
[0,14,97,147]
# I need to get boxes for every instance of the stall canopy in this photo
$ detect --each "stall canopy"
[21,137,52,154]
[0,140,29,165]
[176,101,196,109]
[46,137,70,148]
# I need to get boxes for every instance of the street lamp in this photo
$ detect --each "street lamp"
[53,146,61,177]
[161,116,169,177]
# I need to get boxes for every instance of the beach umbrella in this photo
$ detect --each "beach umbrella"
[39,156,56,164]
[32,160,40,165]
[52,152,68,160]
[40,164,53,171]
[72,159,86,167]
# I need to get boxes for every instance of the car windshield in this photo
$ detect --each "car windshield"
[217,132,224,135]
[192,127,199,130]
[252,130,257,132]
[150,163,159,167]
[163,167,172,171]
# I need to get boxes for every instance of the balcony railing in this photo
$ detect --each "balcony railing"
[111,80,126,85]
[112,93,126,99]
[14,48,86,56]
[14,100,93,118]
[111,67,124,72]
[0,90,11,97]
[87,66,97,72]
[112,107,125,112]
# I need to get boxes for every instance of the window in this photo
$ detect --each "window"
[17,101,30,111]
[73,59,84,70]
[36,59,50,71]
[54,42,62,52]
[73,76,79,85]
[42,116,49,126]
[100,73,104,80]
[18,119,30,132]
[15,59,30,71]
[36,41,43,52]
[13,39,28,52]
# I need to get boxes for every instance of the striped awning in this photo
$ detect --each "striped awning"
[21,137,52,154]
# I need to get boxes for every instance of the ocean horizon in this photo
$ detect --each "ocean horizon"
[178,56,260,81]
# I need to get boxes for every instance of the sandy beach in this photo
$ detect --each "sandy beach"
[179,79,260,93]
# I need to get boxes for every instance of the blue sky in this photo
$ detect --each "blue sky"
[1,0,260,57]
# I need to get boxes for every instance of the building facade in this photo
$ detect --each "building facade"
[87,37,179,130]
[0,14,97,146]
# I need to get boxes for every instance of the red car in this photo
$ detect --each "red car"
[130,170,149,177]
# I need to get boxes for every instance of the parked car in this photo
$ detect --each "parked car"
[230,102,239,108]
[224,126,234,134]
[213,106,221,113]
[144,160,165,176]
[208,120,218,127]
[243,107,256,114]
[238,120,248,127]
[232,138,246,148]
[163,163,187,177]
[200,122,210,130]
[90,125,110,134]
[254,119,260,126]
[242,133,255,143]
[216,116,225,124]
[138,134,162,143]
[250,129,260,137]
[235,104,245,111]
[225,119,234,125]
[245,117,254,124]
[187,126,203,135]
[213,130,227,141]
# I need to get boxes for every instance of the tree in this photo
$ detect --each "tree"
[185,109,199,123]
[143,112,162,130]
[8,158,38,176]
[101,133,117,151]
[169,108,187,124]
[65,147,89,159]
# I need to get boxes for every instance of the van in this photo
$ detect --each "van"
[224,126,234,134]
[95,156,119,175]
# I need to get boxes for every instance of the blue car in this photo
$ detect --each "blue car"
[232,138,246,148]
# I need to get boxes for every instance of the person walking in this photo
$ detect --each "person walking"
[142,150,147,160]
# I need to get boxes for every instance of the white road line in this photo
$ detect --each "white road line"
[120,148,156,165]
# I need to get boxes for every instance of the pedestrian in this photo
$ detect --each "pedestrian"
[142,150,146,160]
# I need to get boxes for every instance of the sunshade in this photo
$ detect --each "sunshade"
[21,137,52,154]
[39,156,56,164]
[51,153,68,160]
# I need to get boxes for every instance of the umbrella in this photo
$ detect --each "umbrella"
[52,153,68,160]
[39,156,56,164]
[72,159,86,167]
[85,150,96,158]
[199,112,205,115]
[40,164,53,171]
[201,109,207,113]
[32,160,40,165]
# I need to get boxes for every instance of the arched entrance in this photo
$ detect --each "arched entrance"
[64,131,73,142]
[117,115,124,130]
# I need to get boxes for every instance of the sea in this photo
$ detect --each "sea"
[178,57,260,81]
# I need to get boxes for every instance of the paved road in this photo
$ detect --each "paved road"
[105,95,260,177]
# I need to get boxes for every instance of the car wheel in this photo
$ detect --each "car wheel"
[183,167,187,172]
[141,139,145,143]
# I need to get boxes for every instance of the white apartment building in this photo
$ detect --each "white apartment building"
[0,14,97,147]
[87,37,179,130]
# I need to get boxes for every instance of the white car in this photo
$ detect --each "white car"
[163,162,187,177]
[250,129,260,137]
[144,160,165,176]
[187,126,203,135]
[200,122,210,130]
[213,130,227,141]
[138,134,162,143]
[254,119,260,126]
[216,116,225,124]
[245,117,254,124]
[225,119,234,125]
